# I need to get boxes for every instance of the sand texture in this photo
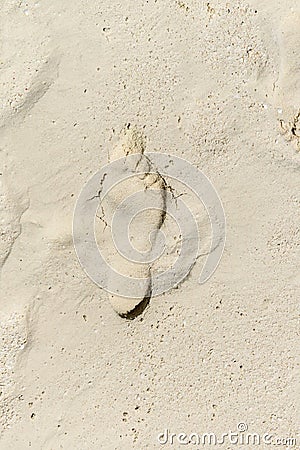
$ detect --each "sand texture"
[0,0,299,449]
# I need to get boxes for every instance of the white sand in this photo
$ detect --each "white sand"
[0,0,299,448]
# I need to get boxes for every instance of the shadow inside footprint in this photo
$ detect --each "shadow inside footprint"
[119,294,151,320]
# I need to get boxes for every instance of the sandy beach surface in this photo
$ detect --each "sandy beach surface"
[0,0,299,449]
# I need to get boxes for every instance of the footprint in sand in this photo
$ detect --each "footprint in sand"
[74,127,224,317]
[99,126,167,318]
